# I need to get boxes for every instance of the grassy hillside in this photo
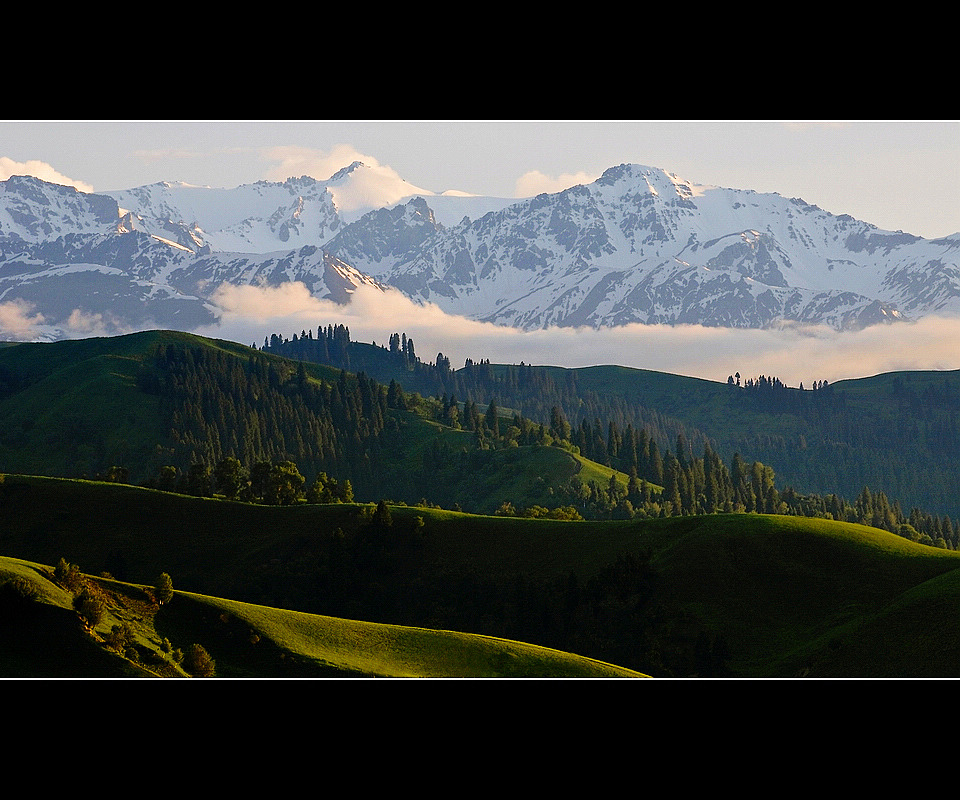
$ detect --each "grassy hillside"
[528,364,960,518]
[0,331,639,514]
[0,330,259,479]
[3,329,958,677]
[269,328,960,518]
[0,555,641,678]
[639,513,960,676]
[3,476,960,677]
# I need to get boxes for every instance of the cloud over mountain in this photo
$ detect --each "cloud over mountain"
[200,281,960,387]
[0,157,94,193]
[1,160,958,385]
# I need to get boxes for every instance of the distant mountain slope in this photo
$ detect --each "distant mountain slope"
[1,163,958,340]
[327,165,959,330]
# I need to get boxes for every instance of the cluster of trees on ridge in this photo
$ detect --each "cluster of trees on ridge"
[260,324,960,519]
[254,325,959,548]
[139,456,352,507]
[81,333,951,550]
[0,551,216,677]
[261,325,704,454]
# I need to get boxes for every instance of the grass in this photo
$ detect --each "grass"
[0,554,646,678]
[640,513,960,676]
[6,476,960,676]
[157,590,646,678]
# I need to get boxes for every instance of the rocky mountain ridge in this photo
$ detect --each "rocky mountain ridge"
[0,162,957,340]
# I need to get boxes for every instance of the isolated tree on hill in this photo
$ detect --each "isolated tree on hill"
[184,643,216,677]
[155,572,174,605]
[54,558,84,594]
[308,472,336,504]
[155,465,179,492]
[186,463,213,497]
[101,465,129,483]
[307,472,353,504]
[263,461,305,505]
[105,622,133,652]
[249,461,272,501]
[213,457,246,500]
[73,588,104,629]
[372,500,393,529]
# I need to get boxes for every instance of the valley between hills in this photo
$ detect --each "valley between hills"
[2,328,959,678]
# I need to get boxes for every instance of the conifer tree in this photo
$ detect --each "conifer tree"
[155,572,174,605]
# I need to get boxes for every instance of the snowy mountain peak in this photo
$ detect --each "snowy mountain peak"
[0,174,122,240]
[0,164,957,341]
[327,161,367,183]
[597,163,700,200]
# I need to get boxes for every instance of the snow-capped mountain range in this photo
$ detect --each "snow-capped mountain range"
[1,162,957,341]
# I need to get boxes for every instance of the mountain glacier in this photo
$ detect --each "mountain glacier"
[0,161,957,341]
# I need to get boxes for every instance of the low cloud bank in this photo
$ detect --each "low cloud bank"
[0,299,46,340]
[0,300,153,342]
[198,282,960,387]
[3,280,956,386]
[0,283,960,388]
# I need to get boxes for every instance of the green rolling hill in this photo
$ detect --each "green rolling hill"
[0,553,643,678]
[2,328,959,677]
[0,330,642,515]
[3,476,960,677]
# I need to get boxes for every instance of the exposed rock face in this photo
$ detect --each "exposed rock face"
[0,162,957,340]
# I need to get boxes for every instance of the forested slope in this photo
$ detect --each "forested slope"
[262,325,960,525]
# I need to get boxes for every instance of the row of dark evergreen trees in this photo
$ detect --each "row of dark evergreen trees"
[143,341,399,500]
[258,325,960,547]
[261,326,711,461]
[263,326,960,515]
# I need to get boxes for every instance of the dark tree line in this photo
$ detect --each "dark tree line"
[261,328,708,459]
[141,341,398,499]
[127,333,957,548]
[260,325,960,545]
[264,326,960,519]
[146,455,354,507]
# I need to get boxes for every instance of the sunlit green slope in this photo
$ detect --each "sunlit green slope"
[4,477,960,677]
[0,555,644,678]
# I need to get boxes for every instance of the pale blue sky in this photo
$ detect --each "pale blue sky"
[2,120,958,239]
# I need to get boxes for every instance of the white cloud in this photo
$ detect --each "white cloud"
[0,301,151,342]
[260,144,434,215]
[261,144,374,183]
[196,282,960,388]
[62,309,133,338]
[0,157,94,193]
[0,299,46,340]
[515,170,600,198]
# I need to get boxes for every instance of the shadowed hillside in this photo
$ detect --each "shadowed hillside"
[3,477,959,677]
